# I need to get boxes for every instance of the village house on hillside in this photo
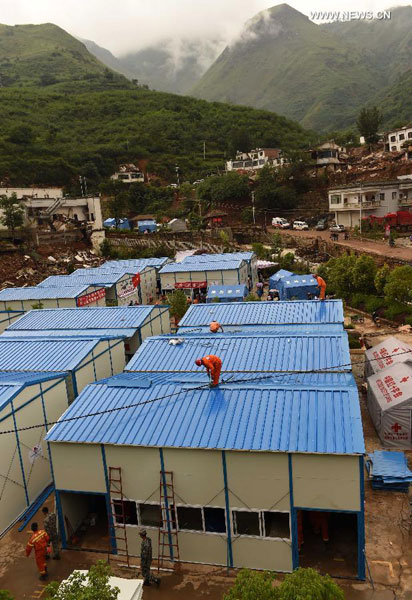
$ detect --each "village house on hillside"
[226,148,286,172]
[311,142,348,171]
[328,177,412,228]
[0,187,103,230]
[385,124,412,153]
[111,163,145,183]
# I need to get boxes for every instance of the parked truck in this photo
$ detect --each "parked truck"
[362,211,412,231]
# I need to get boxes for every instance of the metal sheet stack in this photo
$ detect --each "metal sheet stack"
[367,451,412,492]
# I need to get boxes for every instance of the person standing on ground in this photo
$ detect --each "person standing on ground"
[256,281,264,298]
[195,355,222,387]
[26,522,50,580]
[42,506,60,560]
[139,529,160,587]
[313,273,326,301]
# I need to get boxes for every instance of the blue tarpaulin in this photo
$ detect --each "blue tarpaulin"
[206,285,248,303]
[367,451,412,492]
[103,218,130,229]
[268,269,294,289]
[137,220,157,233]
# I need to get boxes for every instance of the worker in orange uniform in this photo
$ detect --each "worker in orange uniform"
[297,511,304,551]
[313,273,327,301]
[209,320,224,333]
[309,511,329,544]
[195,355,222,387]
[26,522,50,580]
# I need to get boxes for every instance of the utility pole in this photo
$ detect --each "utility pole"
[359,182,363,234]
[252,191,256,225]
[175,165,180,187]
[203,141,206,160]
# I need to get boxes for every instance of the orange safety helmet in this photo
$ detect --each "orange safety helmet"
[195,359,203,366]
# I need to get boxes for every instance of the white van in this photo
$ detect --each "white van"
[293,220,309,230]
[272,217,290,229]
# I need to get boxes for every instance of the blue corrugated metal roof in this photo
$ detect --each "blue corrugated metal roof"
[160,260,244,273]
[178,299,344,327]
[71,265,151,277]
[101,258,170,269]
[0,371,67,411]
[269,270,294,286]
[278,274,317,289]
[125,332,351,373]
[0,286,91,300]
[38,274,123,287]
[8,305,158,331]
[207,285,248,301]
[182,252,254,264]
[45,374,364,454]
[0,338,100,372]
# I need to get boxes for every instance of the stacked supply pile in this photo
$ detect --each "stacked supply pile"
[367,451,412,492]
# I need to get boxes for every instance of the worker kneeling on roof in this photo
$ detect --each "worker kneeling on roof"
[209,320,224,333]
[195,355,222,387]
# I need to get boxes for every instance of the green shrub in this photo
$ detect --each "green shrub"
[405,316,412,326]
[350,293,367,309]
[383,301,408,321]
[349,334,362,349]
[345,323,355,329]
[364,295,385,313]
[245,293,261,302]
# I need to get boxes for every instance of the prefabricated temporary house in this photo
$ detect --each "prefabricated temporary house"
[268,270,294,289]
[39,272,141,306]
[46,372,365,578]
[0,336,125,398]
[70,265,157,305]
[100,258,172,293]
[6,305,171,361]
[177,299,344,333]
[367,362,412,448]
[0,310,24,333]
[0,285,106,312]
[277,275,319,301]
[125,331,351,374]
[104,218,131,230]
[365,337,412,377]
[182,252,258,285]
[206,285,248,303]
[0,371,71,536]
[159,260,248,297]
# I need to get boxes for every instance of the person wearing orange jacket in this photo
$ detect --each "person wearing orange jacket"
[195,355,222,387]
[209,320,224,333]
[26,522,50,580]
[313,274,327,301]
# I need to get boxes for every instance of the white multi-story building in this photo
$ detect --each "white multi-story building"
[311,142,347,168]
[385,124,412,153]
[226,148,286,172]
[328,178,412,228]
[0,187,103,230]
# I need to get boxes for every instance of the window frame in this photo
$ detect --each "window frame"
[231,507,291,541]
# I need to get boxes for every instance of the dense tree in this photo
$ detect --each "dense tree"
[255,166,297,210]
[224,569,275,600]
[7,125,35,145]
[0,193,24,237]
[45,561,119,599]
[167,290,189,325]
[374,263,391,295]
[384,265,412,304]
[357,106,382,145]
[351,255,377,294]
[196,172,249,205]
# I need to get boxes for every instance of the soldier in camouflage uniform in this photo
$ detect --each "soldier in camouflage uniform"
[42,507,60,559]
[139,529,160,587]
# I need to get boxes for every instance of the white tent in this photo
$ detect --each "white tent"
[367,362,412,448]
[365,336,412,377]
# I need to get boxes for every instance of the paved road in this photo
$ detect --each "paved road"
[272,228,412,262]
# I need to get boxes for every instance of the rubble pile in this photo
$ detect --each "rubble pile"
[0,249,103,289]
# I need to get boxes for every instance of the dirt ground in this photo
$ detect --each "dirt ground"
[0,315,411,599]
[273,227,412,262]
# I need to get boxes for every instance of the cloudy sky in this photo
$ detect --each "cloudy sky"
[1,0,410,55]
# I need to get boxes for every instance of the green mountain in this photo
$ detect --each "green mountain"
[191,4,412,131]
[0,23,130,89]
[81,38,136,80]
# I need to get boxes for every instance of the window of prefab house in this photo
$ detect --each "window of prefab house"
[113,500,138,525]
[263,512,290,539]
[177,506,203,531]
[139,503,161,527]
[204,507,226,533]
[233,511,260,536]
[399,134,405,141]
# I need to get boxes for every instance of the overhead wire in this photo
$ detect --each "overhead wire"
[0,347,409,438]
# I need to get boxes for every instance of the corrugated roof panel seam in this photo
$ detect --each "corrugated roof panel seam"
[159,260,245,273]
[0,286,92,300]
[0,339,99,372]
